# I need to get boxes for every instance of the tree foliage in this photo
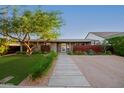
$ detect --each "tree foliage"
[0,38,9,55]
[102,40,109,53]
[0,6,63,55]
[107,36,124,56]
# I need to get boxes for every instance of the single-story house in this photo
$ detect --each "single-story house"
[7,32,124,53]
[85,32,124,44]
[8,39,98,53]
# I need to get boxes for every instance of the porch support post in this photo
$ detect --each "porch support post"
[20,44,23,52]
[71,43,73,52]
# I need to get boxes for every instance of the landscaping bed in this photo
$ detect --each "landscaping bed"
[0,51,57,85]
[67,45,112,55]
[67,49,112,55]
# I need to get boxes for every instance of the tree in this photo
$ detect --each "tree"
[0,6,63,55]
[0,38,9,56]
[102,40,109,53]
[107,36,124,56]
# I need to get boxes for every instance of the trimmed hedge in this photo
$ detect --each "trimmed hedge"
[107,36,124,56]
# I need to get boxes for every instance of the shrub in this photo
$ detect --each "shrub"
[107,36,124,56]
[96,50,112,55]
[31,57,51,80]
[73,45,103,53]
[97,52,103,55]
[30,51,57,80]
[0,45,7,56]
[82,51,88,55]
[16,51,26,54]
[73,51,83,55]
[68,51,88,55]
[67,51,73,55]
[48,51,57,58]
[32,51,42,54]
[73,51,77,55]
[87,49,96,55]
[106,51,112,55]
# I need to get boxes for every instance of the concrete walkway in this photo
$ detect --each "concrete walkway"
[48,54,91,87]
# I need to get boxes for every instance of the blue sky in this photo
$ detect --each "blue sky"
[41,6,124,39]
[1,5,124,39]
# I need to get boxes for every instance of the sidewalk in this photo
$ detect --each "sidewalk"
[48,54,91,87]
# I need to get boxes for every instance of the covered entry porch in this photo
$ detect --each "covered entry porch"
[50,39,96,53]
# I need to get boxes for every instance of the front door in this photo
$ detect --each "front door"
[61,43,66,52]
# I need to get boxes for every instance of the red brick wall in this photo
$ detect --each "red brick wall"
[73,45,103,53]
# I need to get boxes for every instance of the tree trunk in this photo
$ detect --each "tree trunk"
[104,46,107,54]
[23,42,33,56]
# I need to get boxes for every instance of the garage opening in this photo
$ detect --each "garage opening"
[7,46,20,54]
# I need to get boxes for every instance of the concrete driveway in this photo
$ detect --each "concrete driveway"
[71,55,124,88]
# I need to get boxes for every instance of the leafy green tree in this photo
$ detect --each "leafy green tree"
[102,40,109,53]
[0,6,63,55]
[107,36,124,56]
[0,38,9,56]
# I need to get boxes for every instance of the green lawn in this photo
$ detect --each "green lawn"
[0,54,51,85]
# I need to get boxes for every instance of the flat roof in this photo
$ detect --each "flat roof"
[29,39,97,43]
